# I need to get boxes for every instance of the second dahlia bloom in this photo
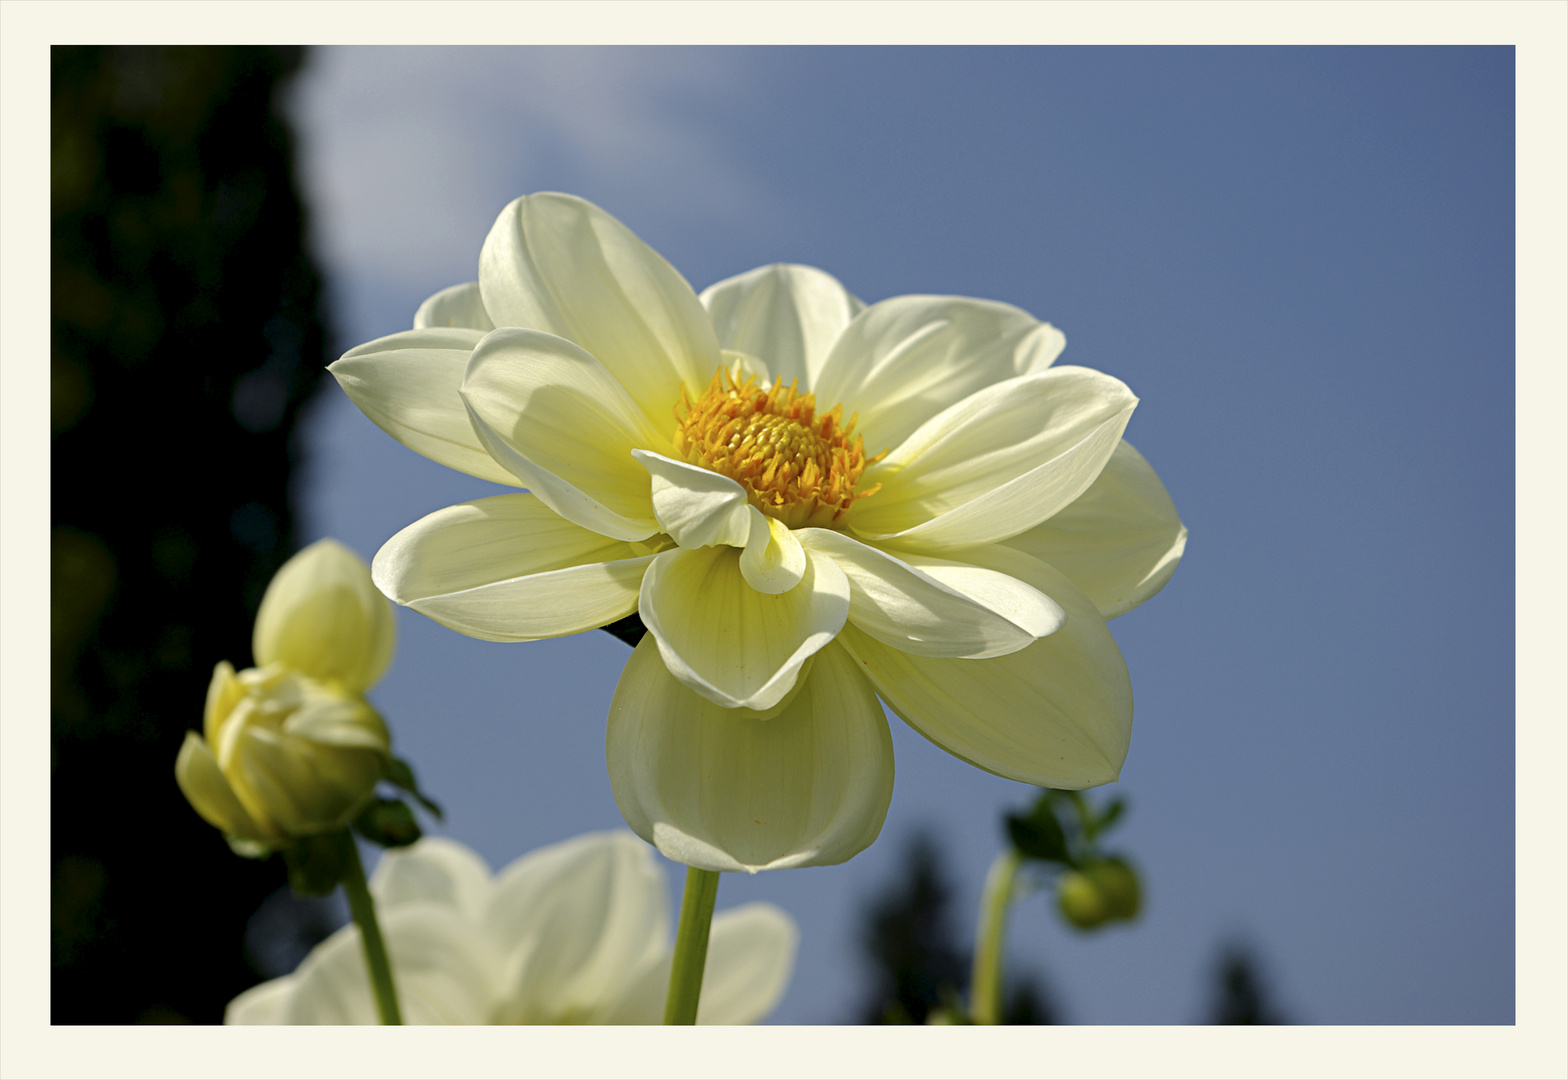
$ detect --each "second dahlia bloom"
[331,193,1186,873]
[225,832,797,1024]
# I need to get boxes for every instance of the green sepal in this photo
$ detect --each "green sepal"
[353,797,422,848]
[283,831,347,896]
[386,756,443,821]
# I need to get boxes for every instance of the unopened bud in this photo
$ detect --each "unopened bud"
[176,662,390,848]
[175,540,395,851]
[1056,857,1141,930]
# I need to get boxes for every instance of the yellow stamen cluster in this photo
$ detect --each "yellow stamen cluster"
[674,367,885,530]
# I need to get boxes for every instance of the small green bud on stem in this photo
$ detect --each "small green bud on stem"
[1056,857,1141,930]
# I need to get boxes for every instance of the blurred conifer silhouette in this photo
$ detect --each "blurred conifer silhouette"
[52,45,331,1023]
[1208,942,1287,1025]
[858,831,1054,1024]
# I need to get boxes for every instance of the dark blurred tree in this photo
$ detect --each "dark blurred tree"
[1208,943,1288,1025]
[52,45,331,1023]
[858,831,1054,1024]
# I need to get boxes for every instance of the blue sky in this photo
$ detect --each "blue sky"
[288,46,1514,1024]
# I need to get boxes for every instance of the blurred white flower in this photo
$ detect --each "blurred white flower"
[175,538,395,851]
[226,832,797,1024]
[332,193,1186,873]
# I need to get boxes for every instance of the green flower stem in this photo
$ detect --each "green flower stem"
[971,848,1022,1025]
[663,866,721,1025]
[335,829,403,1025]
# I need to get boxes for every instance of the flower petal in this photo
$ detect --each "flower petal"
[460,327,667,541]
[795,530,1062,658]
[639,544,850,711]
[699,263,864,391]
[607,637,894,872]
[372,493,659,642]
[282,695,390,752]
[632,453,808,595]
[223,721,386,838]
[739,509,806,595]
[225,976,298,1024]
[597,901,799,1025]
[583,952,669,1025]
[812,294,1066,453]
[632,450,753,550]
[370,837,496,925]
[329,327,515,486]
[478,192,718,429]
[174,732,272,844]
[413,281,495,331]
[482,832,668,1024]
[1002,440,1188,619]
[895,550,1069,637]
[722,348,772,385]
[252,539,396,693]
[838,545,1132,789]
[283,907,497,1025]
[695,903,800,1024]
[203,660,244,748]
[853,367,1137,550]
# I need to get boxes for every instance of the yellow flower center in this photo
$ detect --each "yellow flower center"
[673,366,885,530]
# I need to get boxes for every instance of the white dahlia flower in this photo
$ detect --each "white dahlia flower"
[226,832,797,1024]
[330,193,1186,874]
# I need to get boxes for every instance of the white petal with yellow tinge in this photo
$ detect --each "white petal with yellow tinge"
[797,528,1062,659]
[638,544,850,711]
[372,493,656,642]
[413,281,494,332]
[700,262,864,391]
[607,638,894,872]
[1002,439,1188,619]
[328,327,509,485]
[478,192,718,430]
[854,366,1137,550]
[461,327,672,541]
[839,545,1133,790]
[811,293,1065,451]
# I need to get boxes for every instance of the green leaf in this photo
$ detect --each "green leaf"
[283,831,346,897]
[1006,804,1069,863]
[1096,798,1126,835]
[353,797,423,849]
[386,756,444,820]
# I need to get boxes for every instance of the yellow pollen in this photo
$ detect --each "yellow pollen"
[673,366,886,530]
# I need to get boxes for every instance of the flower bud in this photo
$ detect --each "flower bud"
[1056,857,1141,930]
[175,540,395,851]
[179,662,391,845]
[253,538,395,694]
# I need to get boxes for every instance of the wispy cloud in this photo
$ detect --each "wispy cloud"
[287,46,778,298]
